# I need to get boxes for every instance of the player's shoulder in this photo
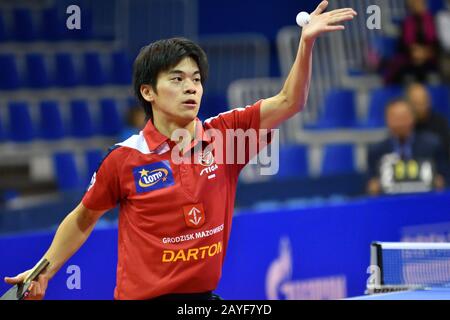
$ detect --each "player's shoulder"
[203,109,238,130]
[96,145,128,170]
[100,133,148,164]
[203,101,260,129]
[115,132,152,154]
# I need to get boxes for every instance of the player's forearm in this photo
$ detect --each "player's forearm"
[278,36,315,113]
[41,205,98,279]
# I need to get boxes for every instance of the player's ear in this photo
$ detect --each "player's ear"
[140,84,156,103]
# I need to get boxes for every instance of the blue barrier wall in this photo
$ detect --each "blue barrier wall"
[1,192,450,299]
[218,192,450,299]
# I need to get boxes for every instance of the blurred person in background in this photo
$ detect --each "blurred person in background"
[118,105,146,142]
[384,0,440,85]
[3,1,357,300]
[406,83,450,160]
[436,0,450,82]
[367,98,448,196]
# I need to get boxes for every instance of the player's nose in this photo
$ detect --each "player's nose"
[183,79,197,94]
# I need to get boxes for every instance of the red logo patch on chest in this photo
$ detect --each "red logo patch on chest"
[182,203,206,228]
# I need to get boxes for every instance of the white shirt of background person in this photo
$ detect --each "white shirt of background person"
[436,3,450,52]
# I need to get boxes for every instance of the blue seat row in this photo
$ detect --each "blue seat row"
[0,7,95,42]
[53,149,104,191]
[306,85,450,129]
[0,51,132,90]
[0,99,132,142]
[53,144,356,191]
[271,143,357,180]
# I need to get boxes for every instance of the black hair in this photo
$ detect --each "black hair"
[133,37,209,120]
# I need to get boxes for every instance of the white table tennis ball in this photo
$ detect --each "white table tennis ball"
[296,11,311,27]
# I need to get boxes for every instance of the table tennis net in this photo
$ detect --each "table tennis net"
[370,242,450,293]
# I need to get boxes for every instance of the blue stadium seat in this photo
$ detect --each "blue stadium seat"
[313,89,356,129]
[8,101,34,142]
[70,100,95,138]
[55,53,80,87]
[99,98,123,136]
[39,100,65,140]
[1,189,19,202]
[371,35,397,61]
[84,52,107,86]
[274,144,309,180]
[428,85,450,118]
[13,8,36,41]
[53,152,82,191]
[111,51,132,85]
[321,144,356,176]
[364,86,403,128]
[0,54,21,90]
[85,149,104,182]
[41,7,62,41]
[26,53,51,88]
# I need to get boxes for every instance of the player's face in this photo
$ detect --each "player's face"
[151,57,203,126]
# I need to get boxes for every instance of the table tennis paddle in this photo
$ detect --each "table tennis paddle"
[0,258,50,300]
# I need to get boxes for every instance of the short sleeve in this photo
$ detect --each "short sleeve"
[82,147,124,212]
[205,100,272,173]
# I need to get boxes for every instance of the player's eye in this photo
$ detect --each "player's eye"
[171,77,183,82]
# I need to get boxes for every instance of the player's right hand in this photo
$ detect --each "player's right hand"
[4,270,49,300]
[302,1,357,42]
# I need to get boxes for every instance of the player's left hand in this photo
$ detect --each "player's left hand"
[302,1,357,42]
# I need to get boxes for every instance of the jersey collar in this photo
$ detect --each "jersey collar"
[142,118,212,153]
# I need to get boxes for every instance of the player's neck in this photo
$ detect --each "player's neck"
[152,115,196,142]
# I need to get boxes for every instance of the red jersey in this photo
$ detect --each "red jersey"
[82,100,270,299]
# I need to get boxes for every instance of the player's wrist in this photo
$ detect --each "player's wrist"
[39,257,57,280]
[300,35,316,50]
[301,28,315,41]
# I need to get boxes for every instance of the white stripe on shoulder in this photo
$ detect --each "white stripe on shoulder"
[115,131,170,155]
[204,107,247,124]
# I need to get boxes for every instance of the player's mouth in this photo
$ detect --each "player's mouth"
[181,99,197,108]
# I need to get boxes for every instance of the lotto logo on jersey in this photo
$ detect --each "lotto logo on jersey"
[133,161,174,193]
